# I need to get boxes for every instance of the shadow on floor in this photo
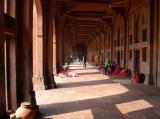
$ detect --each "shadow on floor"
[36,117,53,119]
[57,78,115,89]
[68,65,82,67]
[39,84,160,119]
[77,72,101,75]
[69,67,96,70]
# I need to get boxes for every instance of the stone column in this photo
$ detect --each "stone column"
[46,1,56,88]
[58,18,63,65]
[53,17,57,75]
[33,0,56,90]
[97,35,101,62]
[0,0,7,117]
[16,0,37,107]
[101,31,105,60]
[151,0,159,85]
[124,16,128,68]
[7,0,16,18]
[32,0,46,90]
[110,24,114,61]
[103,23,106,59]
[41,0,56,89]
[55,15,62,67]
[55,16,62,69]
[61,24,65,64]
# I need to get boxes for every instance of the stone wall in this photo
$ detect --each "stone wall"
[127,0,150,84]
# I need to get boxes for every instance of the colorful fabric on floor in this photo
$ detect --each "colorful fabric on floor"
[58,72,67,78]
[113,65,121,75]
[65,71,79,77]
[58,71,79,78]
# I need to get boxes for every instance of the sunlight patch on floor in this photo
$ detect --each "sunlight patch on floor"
[55,75,111,83]
[49,109,94,119]
[116,99,153,114]
[36,83,129,105]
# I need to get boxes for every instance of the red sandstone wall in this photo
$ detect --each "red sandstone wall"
[127,0,150,84]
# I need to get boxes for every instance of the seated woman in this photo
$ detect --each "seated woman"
[63,63,69,71]
[132,73,145,83]
[113,64,121,75]
[99,59,104,74]
[104,60,109,74]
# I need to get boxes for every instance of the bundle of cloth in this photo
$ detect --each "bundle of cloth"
[65,71,79,77]
[58,71,79,78]
[58,72,67,78]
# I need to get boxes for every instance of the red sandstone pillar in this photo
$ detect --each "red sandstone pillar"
[58,19,63,65]
[110,24,114,61]
[32,0,46,90]
[0,0,7,116]
[55,16,61,68]
[32,0,56,90]
[124,16,128,67]
[16,0,37,107]
[55,2,64,68]
[46,3,56,88]
[7,0,15,18]
[42,0,56,89]
[53,18,57,75]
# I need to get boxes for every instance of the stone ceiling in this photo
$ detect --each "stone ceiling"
[59,0,129,45]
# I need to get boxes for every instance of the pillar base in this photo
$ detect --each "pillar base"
[44,74,56,89]
[32,75,47,91]
[32,74,56,90]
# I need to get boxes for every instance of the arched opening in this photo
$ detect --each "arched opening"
[72,44,87,62]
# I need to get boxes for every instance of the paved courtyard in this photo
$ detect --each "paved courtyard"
[36,63,160,119]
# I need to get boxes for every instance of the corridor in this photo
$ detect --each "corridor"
[1,0,160,118]
[36,63,160,119]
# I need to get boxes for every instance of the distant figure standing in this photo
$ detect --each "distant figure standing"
[82,56,87,68]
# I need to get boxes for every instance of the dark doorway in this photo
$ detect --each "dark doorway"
[73,44,87,61]
[134,49,140,73]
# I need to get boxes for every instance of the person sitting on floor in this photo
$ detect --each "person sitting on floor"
[82,56,87,68]
[99,58,104,73]
[104,60,110,74]
[63,63,69,71]
[132,72,145,83]
[113,64,121,75]
[109,60,117,74]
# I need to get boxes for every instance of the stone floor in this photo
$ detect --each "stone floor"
[36,63,160,119]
